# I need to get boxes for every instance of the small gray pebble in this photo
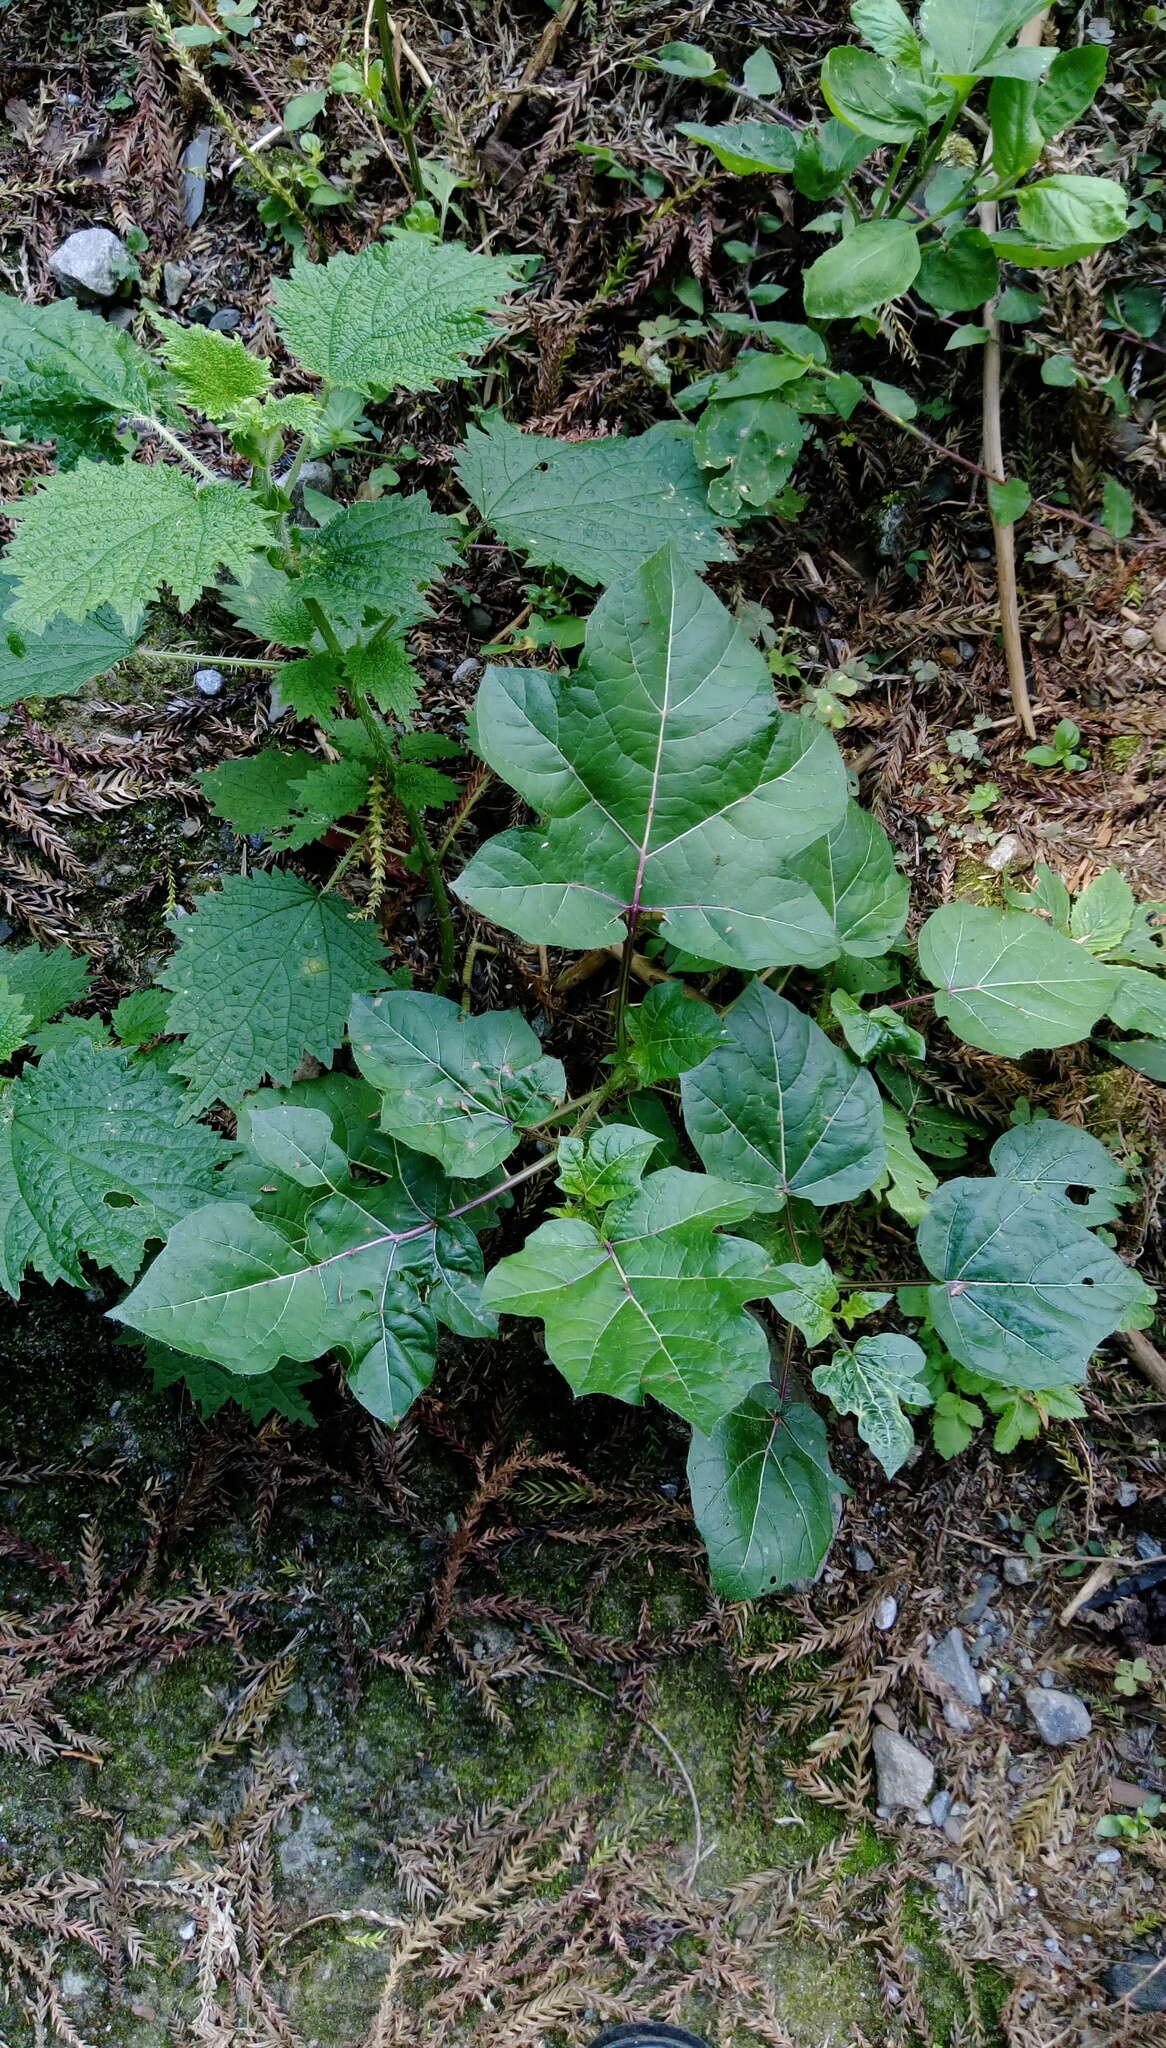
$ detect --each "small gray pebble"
[872,1727,935,1810]
[1116,1480,1139,1508]
[451,656,483,688]
[163,261,193,307]
[961,1574,1000,1623]
[50,226,134,301]
[207,307,241,332]
[1026,1685,1092,1746]
[926,1628,982,1711]
[1003,1555,1031,1585]
[194,668,223,696]
[1038,1668,1055,1688]
[852,1545,876,1572]
[942,1700,973,1735]
[929,1789,953,1827]
[1122,625,1149,651]
[1095,1848,1122,1865]
[1136,1534,1165,1560]
[875,1594,898,1631]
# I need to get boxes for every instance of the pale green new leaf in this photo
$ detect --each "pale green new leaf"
[4,462,273,632]
[1070,868,1135,955]
[918,902,1118,1055]
[780,800,909,957]
[687,1390,840,1598]
[813,1332,930,1477]
[272,235,521,396]
[349,990,566,1177]
[455,547,848,971]
[821,46,951,140]
[0,1040,230,1294]
[482,1168,774,1434]
[989,1118,1133,1227]
[159,870,388,1116]
[154,317,272,419]
[557,1125,660,1207]
[0,292,177,463]
[768,1258,839,1344]
[1015,175,1128,252]
[294,494,461,629]
[681,981,884,1209]
[918,1175,1151,1389]
[455,414,735,587]
[625,981,726,1084]
[0,573,139,709]
[802,219,921,320]
[918,0,1047,74]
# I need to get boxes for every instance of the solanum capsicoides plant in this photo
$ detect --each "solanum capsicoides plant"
[0,227,1159,1596]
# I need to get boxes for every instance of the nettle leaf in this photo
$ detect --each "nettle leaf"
[988,1119,1133,1227]
[294,494,461,630]
[688,1390,840,1598]
[455,547,848,971]
[813,1333,930,1478]
[456,415,734,587]
[0,1041,230,1294]
[3,462,272,633]
[918,902,1118,1056]
[159,870,388,1116]
[0,988,32,1063]
[147,1343,318,1424]
[221,564,322,652]
[0,943,91,1028]
[349,990,566,1177]
[0,292,178,463]
[111,988,171,1047]
[557,1124,660,1207]
[768,1258,839,1344]
[271,235,521,396]
[919,1174,1151,1390]
[198,749,353,851]
[0,573,139,710]
[780,800,909,958]
[802,219,921,321]
[625,981,726,1084]
[154,317,272,419]
[483,1168,775,1434]
[681,981,884,1209]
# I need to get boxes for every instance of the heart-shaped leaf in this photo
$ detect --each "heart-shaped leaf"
[988,1118,1134,1226]
[681,981,885,1209]
[349,991,566,1178]
[455,547,848,971]
[687,1389,840,1598]
[918,902,1118,1055]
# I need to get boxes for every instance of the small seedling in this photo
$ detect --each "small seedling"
[1025,718,1089,771]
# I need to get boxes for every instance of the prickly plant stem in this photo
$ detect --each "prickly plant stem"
[132,415,219,483]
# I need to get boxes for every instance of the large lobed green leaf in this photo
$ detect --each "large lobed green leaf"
[159,870,389,1116]
[483,1168,777,1435]
[918,902,1118,1056]
[3,461,273,633]
[271,234,521,397]
[680,981,885,1208]
[455,547,848,972]
[349,990,566,1178]
[455,414,735,587]
[687,1389,841,1598]
[0,1040,230,1294]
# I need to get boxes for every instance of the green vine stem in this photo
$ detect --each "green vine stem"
[372,0,426,200]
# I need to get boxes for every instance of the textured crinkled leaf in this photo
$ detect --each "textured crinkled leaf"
[688,1390,839,1598]
[918,1176,1151,1389]
[271,236,520,395]
[0,943,91,1029]
[780,800,909,957]
[988,1118,1133,1226]
[154,317,272,418]
[198,750,366,853]
[455,415,735,587]
[0,988,32,1062]
[4,462,273,632]
[483,1168,774,1434]
[768,1258,839,1344]
[0,1041,229,1293]
[918,902,1118,1056]
[349,990,565,1177]
[345,636,421,718]
[556,1125,659,1208]
[813,1332,929,1477]
[0,292,178,462]
[455,547,847,971]
[220,565,321,652]
[625,981,726,1084]
[159,870,388,1116]
[0,573,139,708]
[681,981,884,1209]
[294,494,460,629]
[111,988,171,1047]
